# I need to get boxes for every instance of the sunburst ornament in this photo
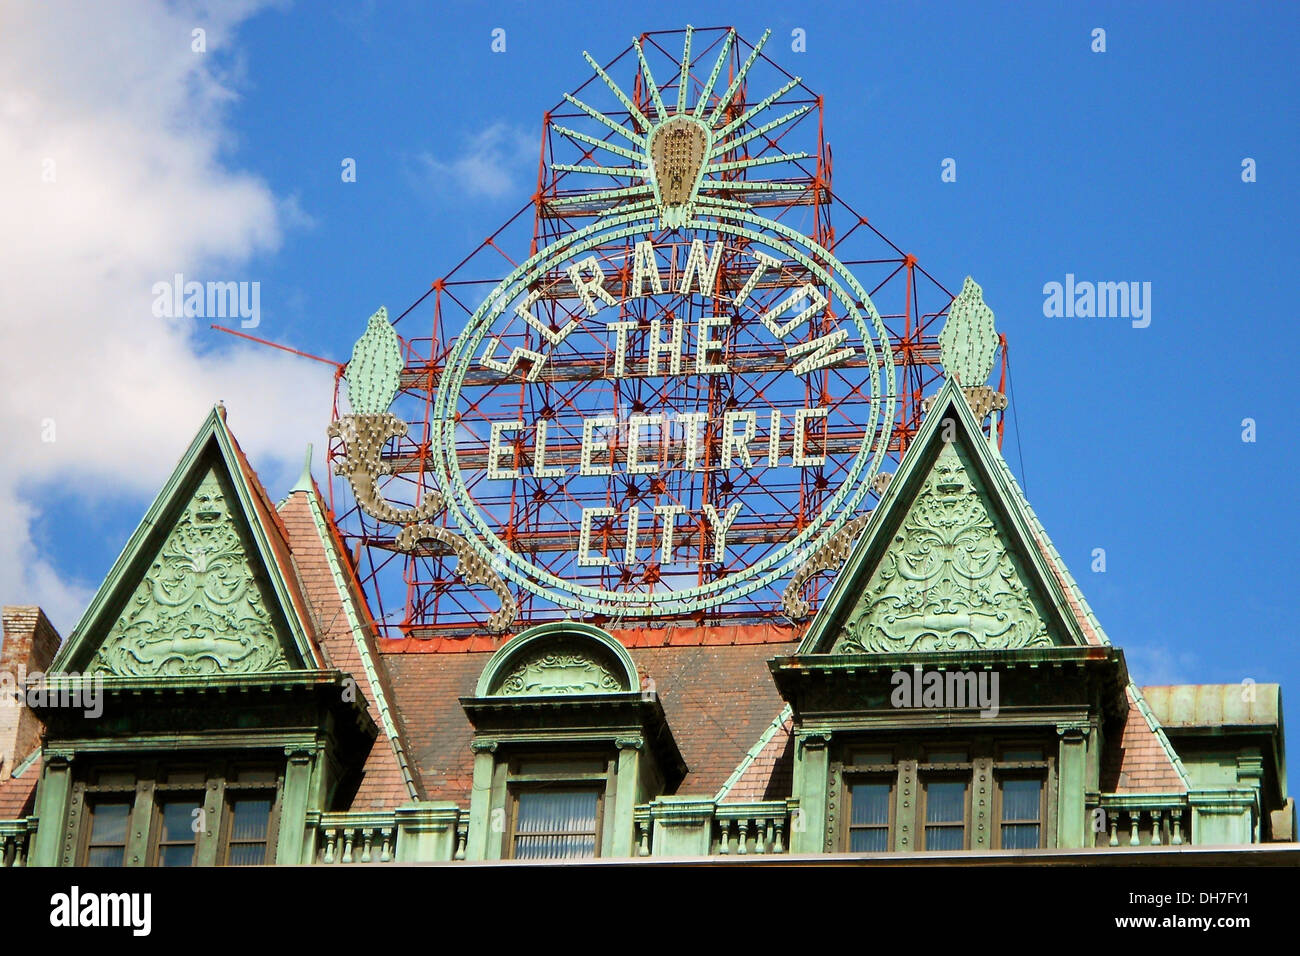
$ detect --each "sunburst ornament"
[549,26,810,228]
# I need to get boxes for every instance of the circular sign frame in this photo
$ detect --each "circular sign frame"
[431,206,897,618]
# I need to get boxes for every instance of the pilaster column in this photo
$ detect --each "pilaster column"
[275,746,318,865]
[1056,721,1091,848]
[465,739,498,861]
[29,753,74,867]
[610,736,644,858]
[791,731,831,854]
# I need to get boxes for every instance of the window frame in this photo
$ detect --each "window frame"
[919,774,970,851]
[992,744,1048,850]
[219,784,282,866]
[502,751,614,861]
[148,792,205,867]
[842,748,897,853]
[81,797,133,867]
[832,736,1057,854]
[69,756,285,867]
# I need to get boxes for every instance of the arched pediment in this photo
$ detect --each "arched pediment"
[475,622,638,697]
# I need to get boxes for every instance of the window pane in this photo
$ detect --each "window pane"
[514,790,598,860]
[230,799,271,842]
[1001,779,1041,820]
[924,780,966,850]
[87,846,125,867]
[925,782,966,823]
[227,843,268,867]
[515,832,597,860]
[849,783,890,826]
[1001,823,1041,849]
[158,801,200,866]
[849,829,890,853]
[158,844,196,867]
[925,826,965,851]
[89,803,130,846]
[160,802,199,843]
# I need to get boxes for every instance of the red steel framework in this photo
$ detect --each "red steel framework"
[324,27,1008,641]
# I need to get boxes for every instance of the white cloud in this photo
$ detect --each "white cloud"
[411,122,535,200]
[1124,643,1199,687]
[0,1,331,634]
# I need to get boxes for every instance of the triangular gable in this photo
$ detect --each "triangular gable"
[800,377,1093,654]
[52,408,322,677]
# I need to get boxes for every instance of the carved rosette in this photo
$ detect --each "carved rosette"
[834,442,1052,654]
[92,469,291,677]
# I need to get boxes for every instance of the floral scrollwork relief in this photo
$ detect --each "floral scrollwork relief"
[834,442,1053,654]
[92,469,291,677]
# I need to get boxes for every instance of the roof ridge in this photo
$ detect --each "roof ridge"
[300,483,421,801]
[715,704,792,802]
[1126,681,1193,791]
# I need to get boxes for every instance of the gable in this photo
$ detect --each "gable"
[836,437,1062,653]
[54,409,320,677]
[801,377,1090,654]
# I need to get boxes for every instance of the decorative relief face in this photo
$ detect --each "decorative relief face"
[834,440,1054,654]
[493,639,627,696]
[91,467,291,677]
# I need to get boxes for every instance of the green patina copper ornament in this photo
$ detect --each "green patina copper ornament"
[938,276,998,386]
[344,307,404,415]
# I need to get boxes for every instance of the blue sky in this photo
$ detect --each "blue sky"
[6,2,1297,742]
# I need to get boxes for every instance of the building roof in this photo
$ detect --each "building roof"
[0,752,39,818]
[277,482,420,807]
[1143,684,1283,730]
[382,638,797,801]
[1101,686,1191,793]
[717,707,794,803]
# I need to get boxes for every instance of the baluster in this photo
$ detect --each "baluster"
[754,818,768,855]
[454,824,467,861]
[1150,810,1162,846]
[1108,813,1119,847]
[737,818,751,855]
[637,820,650,857]
[773,817,786,854]
[718,819,731,855]
[1171,813,1184,846]
[380,828,393,863]
[342,829,356,864]
[360,828,374,863]
[12,836,23,868]
[323,828,338,864]
[1128,811,1141,846]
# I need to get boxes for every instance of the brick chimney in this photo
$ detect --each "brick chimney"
[0,607,61,777]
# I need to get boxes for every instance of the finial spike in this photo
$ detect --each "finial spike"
[291,444,314,494]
